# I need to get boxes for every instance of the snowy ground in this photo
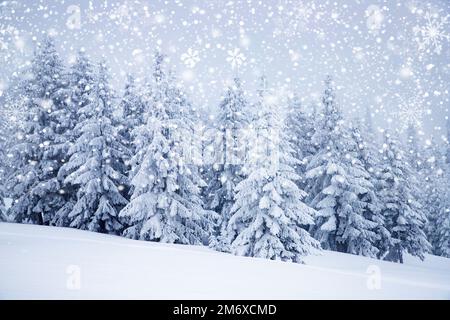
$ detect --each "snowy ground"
[0,222,449,299]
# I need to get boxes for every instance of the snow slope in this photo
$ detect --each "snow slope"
[0,222,449,299]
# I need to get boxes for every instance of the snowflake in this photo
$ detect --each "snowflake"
[0,97,27,132]
[85,1,104,23]
[273,0,315,38]
[0,25,16,50]
[85,1,132,27]
[413,11,450,55]
[226,48,246,70]
[365,5,385,34]
[393,93,426,132]
[0,1,20,53]
[181,48,200,68]
[109,2,132,29]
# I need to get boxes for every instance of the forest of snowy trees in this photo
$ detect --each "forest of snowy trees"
[0,37,449,264]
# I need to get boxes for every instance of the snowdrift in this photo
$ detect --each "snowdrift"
[0,222,449,299]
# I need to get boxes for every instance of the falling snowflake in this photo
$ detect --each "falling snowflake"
[413,11,450,55]
[0,25,16,50]
[181,48,200,68]
[0,1,20,53]
[393,93,426,131]
[0,97,28,132]
[273,0,315,39]
[109,2,132,29]
[365,5,385,34]
[84,1,139,29]
[226,48,246,70]
[85,1,103,23]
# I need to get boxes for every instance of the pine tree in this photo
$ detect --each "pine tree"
[227,80,320,263]
[405,125,429,217]
[446,118,450,164]
[419,137,446,252]
[60,62,129,233]
[0,112,9,221]
[66,50,96,121]
[406,124,423,172]
[435,120,450,257]
[286,93,316,187]
[0,75,25,222]
[429,125,450,258]
[0,135,7,222]
[306,76,380,257]
[52,49,97,227]
[379,131,431,263]
[434,163,450,258]
[205,77,249,251]
[119,52,212,244]
[5,37,70,225]
[349,121,390,257]
[119,74,146,153]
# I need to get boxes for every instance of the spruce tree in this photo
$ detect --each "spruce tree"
[0,135,7,221]
[379,131,431,263]
[420,137,446,252]
[306,76,380,257]
[120,52,212,244]
[286,93,316,187]
[51,49,98,226]
[5,37,69,225]
[60,62,129,233]
[119,74,146,154]
[434,163,450,258]
[352,121,392,257]
[205,77,249,251]
[227,80,320,262]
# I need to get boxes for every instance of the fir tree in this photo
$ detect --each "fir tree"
[379,131,431,263]
[306,76,380,257]
[350,121,390,257]
[5,37,69,225]
[406,124,423,172]
[120,52,213,244]
[205,77,249,251]
[0,137,7,221]
[52,49,97,227]
[434,165,450,258]
[227,80,320,263]
[60,62,129,233]
[286,93,316,187]
[420,137,446,252]
[119,74,146,153]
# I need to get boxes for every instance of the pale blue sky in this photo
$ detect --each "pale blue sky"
[1,0,449,143]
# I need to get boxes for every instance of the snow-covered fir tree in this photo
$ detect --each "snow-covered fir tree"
[286,92,316,187]
[406,124,423,172]
[446,118,450,165]
[226,79,320,263]
[305,76,381,257]
[205,76,250,251]
[119,52,213,244]
[5,37,70,225]
[378,131,431,263]
[434,158,450,258]
[349,120,391,257]
[0,136,7,222]
[119,74,146,154]
[419,137,446,252]
[434,120,450,257]
[59,62,129,233]
[0,114,10,221]
[51,49,98,226]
